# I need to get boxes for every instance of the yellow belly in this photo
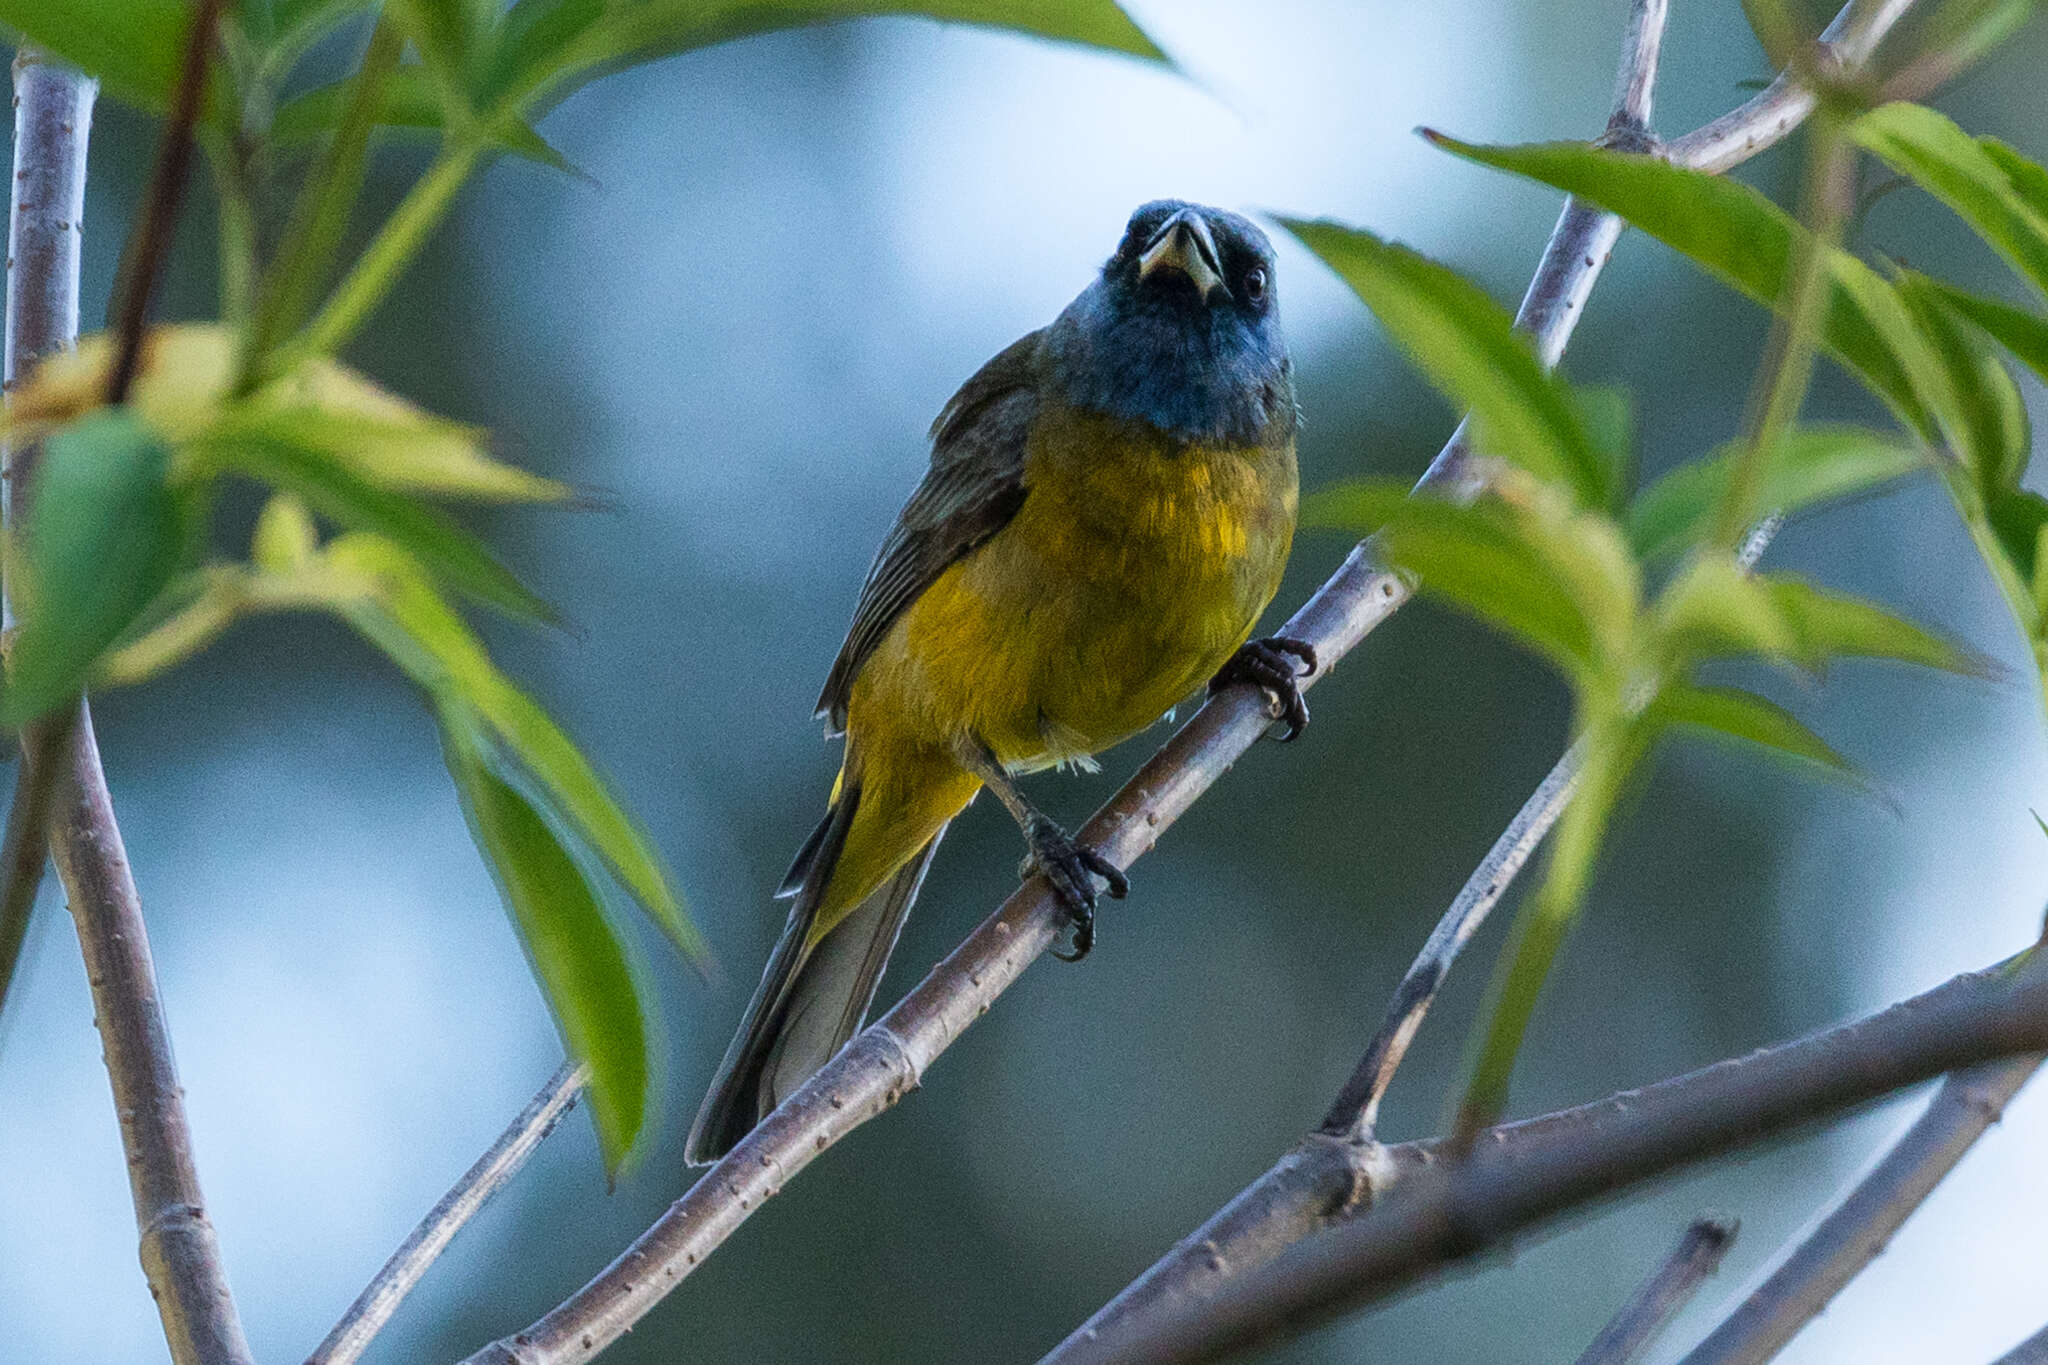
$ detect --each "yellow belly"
[813,406,1296,932]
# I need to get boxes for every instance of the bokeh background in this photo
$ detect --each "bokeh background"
[5,1,2048,1360]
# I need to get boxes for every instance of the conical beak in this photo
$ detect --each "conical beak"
[1138,210,1225,299]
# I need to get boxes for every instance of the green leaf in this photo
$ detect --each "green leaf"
[252,493,320,572]
[247,17,405,378]
[1628,426,1926,561]
[1984,487,2048,590]
[1652,555,1798,666]
[487,0,1168,115]
[195,432,555,620]
[1306,479,1639,684]
[1426,134,1944,440]
[1761,575,1986,676]
[327,536,703,962]
[0,0,193,111]
[6,411,187,723]
[1852,103,2048,299]
[1928,280,2048,388]
[272,66,572,169]
[1649,682,1856,775]
[210,402,569,503]
[389,0,490,109]
[1895,273,2031,492]
[445,726,647,1175]
[1280,218,1619,509]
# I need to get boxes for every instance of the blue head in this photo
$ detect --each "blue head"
[1047,200,1295,446]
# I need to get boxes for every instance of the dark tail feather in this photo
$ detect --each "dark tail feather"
[686,795,945,1165]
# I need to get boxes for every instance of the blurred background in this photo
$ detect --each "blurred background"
[4,1,2048,1360]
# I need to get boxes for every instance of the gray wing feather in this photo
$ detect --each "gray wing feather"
[815,331,1043,731]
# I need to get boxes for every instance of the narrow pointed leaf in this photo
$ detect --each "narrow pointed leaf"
[6,411,187,723]
[1627,426,1926,561]
[1929,280,2048,387]
[1281,218,1618,508]
[1897,274,2030,491]
[1426,134,1943,439]
[327,536,702,962]
[1650,683,1856,776]
[272,66,573,169]
[1852,103,2048,299]
[1306,481,1620,679]
[446,728,647,1175]
[1761,576,1987,676]
[490,0,1168,116]
[197,434,554,620]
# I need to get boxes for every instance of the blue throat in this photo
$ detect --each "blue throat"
[1046,278,1293,447]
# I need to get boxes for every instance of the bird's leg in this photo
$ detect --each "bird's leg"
[1210,636,1318,741]
[958,740,1127,962]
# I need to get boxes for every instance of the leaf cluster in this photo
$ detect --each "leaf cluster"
[1290,89,2048,1127]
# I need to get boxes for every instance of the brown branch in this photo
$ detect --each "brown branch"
[0,47,96,1017]
[1673,1054,2044,1365]
[104,0,224,404]
[1069,947,2048,1365]
[5,22,253,1365]
[1576,1217,1738,1365]
[308,1062,588,1365]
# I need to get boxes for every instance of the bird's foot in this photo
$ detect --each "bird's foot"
[1211,636,1318,740]
[1019,814,1128,963]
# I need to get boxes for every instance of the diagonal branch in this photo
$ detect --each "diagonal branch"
[1672,1053,2044,1365]
[0,46,96,1018]
[1576,1217,1739,1365]
[1994,1321,2048,1365]
[451,1,1930,1360]
[307,1062,588,1365]
[1071,946,2048,1365]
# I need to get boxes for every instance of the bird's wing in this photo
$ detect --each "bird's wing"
[815,330,1043,732]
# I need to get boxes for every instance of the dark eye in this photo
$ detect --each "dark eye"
[1241,266,1267,304]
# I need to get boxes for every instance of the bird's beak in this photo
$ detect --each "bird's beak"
[1138,210,1225,300]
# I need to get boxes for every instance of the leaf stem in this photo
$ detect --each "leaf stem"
[282,135,485,367]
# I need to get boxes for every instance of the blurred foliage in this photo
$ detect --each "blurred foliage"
[1290,78,2048,1127]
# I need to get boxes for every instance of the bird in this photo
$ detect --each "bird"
[686,200,1312,1165]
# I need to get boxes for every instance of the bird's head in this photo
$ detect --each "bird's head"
[1050,200,1295,446]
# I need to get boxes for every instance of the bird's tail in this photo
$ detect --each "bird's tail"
[686,781,945,1165]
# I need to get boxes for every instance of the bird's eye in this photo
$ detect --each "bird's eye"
[1242,266,1268,304]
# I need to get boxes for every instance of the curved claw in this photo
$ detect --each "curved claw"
[1211,635,1318,741]
[1024,815,1127,963]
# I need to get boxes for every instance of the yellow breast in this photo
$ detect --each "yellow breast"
[850,402,1298,770]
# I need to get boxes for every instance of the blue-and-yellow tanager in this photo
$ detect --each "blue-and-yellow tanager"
[687,201,1310,1163]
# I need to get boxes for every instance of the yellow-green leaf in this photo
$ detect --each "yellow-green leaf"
[1853,104,2048,299]
[446,726,648,1175]
[1281,218,1619,509]
[1627,427,1927,562]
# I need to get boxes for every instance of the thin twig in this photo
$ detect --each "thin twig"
[1673,1054,2044,1365]
[105,0,225,404]
[1065,948,2048,1365]
[46,712,255,1365]
[308,1062,588,1365]
[0,47,96,1018]
[451,2,1932,1360]
[6,26,255,1365]
[1575,1217,1739,1365]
